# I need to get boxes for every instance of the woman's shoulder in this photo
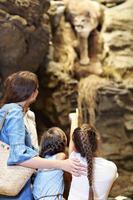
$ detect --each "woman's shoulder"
[0,103,23,121]
[1,103,22,112]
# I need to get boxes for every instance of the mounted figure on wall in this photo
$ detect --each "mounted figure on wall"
[65,0,103,74]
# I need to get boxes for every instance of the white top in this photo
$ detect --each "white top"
[24,109,39,150]
[68,151,118,200]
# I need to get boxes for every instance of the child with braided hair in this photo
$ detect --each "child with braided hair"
[68,112,118,200]
[33,127,67,200]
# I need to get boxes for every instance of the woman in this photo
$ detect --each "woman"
[0,71,85,200]
[68,112,118,200]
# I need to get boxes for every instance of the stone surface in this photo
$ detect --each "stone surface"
[0,0,50,79]
[102,0,133,76]
[108,196,132,200]
[95,82,133,198]
[34,64,78,134]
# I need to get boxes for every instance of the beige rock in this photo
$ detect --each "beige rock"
[102,0,133,73]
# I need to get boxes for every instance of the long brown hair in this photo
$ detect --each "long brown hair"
[0,71,38,107]
[40,127,67,158]
[72,124,98,200]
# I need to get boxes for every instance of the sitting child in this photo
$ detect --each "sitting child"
[68,112,118,200]
[32,127,67,200]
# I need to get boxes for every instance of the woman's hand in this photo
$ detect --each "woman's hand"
[60,158,86,176]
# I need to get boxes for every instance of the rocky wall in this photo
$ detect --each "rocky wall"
[102,0,133,76]
[0,0,50,80]
[96,80,133,197]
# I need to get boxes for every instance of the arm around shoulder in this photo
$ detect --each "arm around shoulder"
[20,155,86,176]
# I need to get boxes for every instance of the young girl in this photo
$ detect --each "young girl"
[68,113,118,200]
[33,127,67,200]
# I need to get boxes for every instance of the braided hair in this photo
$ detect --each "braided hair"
[40,127,67,158]
[72,124,98,200]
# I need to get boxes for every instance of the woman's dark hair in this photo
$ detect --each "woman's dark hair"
[0,71,38,106]
[40,127,67,157]
[72,124,98,200]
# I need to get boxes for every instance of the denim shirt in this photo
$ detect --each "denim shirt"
[0,103,38,165]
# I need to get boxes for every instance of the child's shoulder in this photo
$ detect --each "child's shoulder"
[70,151,86,162]
[95,157,118,175]
[70,151,81,158]
[69,151,88,167]
[55,152,66,160]
[45,152,66,160]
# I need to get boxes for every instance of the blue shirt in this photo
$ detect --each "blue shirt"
[0,103,38,165]
[33,155,64,200]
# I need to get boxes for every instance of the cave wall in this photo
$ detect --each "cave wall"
[102,0,133,76]
[96,81,133,197]
[0,0,50,80]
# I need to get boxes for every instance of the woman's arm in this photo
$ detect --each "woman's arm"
[19,156,86,176]
[69,111,78,155]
